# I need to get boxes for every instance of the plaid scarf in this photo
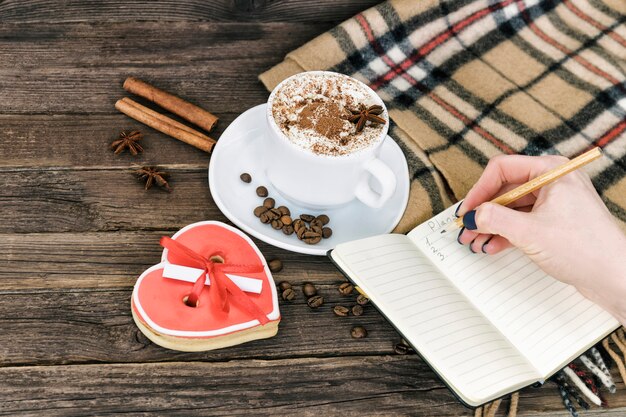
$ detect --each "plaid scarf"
[260,0,626,234]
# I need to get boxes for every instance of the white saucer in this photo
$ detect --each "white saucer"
[208,104,409,256]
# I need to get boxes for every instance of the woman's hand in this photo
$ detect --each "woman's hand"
[456,154,626,324]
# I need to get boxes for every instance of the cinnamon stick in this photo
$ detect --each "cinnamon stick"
[115,97,215,153]
[123,77,218,133]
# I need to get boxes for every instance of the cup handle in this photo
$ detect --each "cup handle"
[355,157,397,209]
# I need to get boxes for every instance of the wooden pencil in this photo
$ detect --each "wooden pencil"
[441,147,603,234]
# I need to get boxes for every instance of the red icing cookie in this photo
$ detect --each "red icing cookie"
[131,221,280,351]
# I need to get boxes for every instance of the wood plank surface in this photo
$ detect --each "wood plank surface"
[1,358,625,416]
[0,115,231,168]
[0,168,221,233]
[0,22,322,115]
[0,357,462,416]
[0,0,382,23]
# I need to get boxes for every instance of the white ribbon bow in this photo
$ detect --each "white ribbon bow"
[162,263,263,294]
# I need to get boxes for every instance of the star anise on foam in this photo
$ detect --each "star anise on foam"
[135,166,171,192]
[111,130,144,155]
[349,104,386,132]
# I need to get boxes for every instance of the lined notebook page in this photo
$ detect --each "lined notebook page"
[409,204,619,377]
[332,233,538,405]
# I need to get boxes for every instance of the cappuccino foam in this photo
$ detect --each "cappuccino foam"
[271,73,387,156]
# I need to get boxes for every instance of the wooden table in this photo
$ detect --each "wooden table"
[2,1,625,415]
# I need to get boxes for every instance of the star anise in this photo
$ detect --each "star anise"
[111,130,143,155]
[135,166,171,192]
[349,105,386,132]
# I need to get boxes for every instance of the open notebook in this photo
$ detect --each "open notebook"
[328,203,619,407]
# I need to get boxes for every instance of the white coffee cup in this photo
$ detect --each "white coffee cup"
[265,71,397,209]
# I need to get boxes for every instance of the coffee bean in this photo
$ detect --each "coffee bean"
[265,210,279,221]
[394,342,412,355]
[302,231,322,245]
[322,227,333,238]
[310,219,322,231]
[268,259,283,273]
[316,214,330,225]
[263,198,275,209]
[282,224,294,235]
[282,288,295,301]
[293,219,304,232]
[256,186,268,197]
[351,304,364,316]
[333,305,350,317]
[302,283,317,297]
[356,294,369,305]
[351,326,368,339]
[280,215,292,225]
[305,236,321,245]
[277,206,290,216]
[271,219,283,229]
[310,219,323,228]
[338,283,354,295]
[296,226,307,240]
[260,212,271,224]
[270,208,282,218]
[300,214,315,222]
[278,281,291,291]
[307,295,324,308]
[253,206,268,217]
[240,173,252,183]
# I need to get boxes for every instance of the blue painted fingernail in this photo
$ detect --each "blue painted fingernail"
[463,210,477,230]
[456,227,465,244]
[481,237,493,254]
[454,202,463,217]
[469,239,477,253]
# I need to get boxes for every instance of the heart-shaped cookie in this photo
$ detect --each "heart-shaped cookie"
[131,221,280,351]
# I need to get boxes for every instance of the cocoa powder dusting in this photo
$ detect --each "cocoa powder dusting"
[296,102,319,130]
[297,101,349,143]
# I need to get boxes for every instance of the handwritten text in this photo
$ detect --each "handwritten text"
[424,237,446,262]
